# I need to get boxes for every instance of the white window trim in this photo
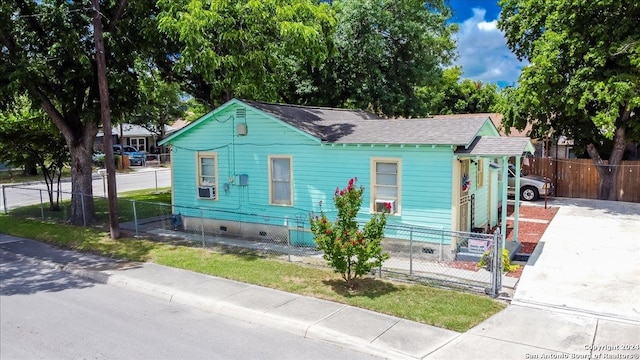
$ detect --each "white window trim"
[370,157,402,215]
[131,137,146,152]
[268,155,293,206]
[196,152,218,200]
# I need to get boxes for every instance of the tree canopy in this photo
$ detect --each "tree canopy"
[0,1,168,223]
[286,0,457,117]
[417,67,501,115]
[128,61,186,142]
[498,0,640,199]
[0,96,69,210]
[157,0,336,107]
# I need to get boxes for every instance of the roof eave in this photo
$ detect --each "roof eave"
[158,99,243,145]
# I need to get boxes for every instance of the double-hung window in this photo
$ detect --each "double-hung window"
[476,158,484,188]
[197,152,218,200]
[371,158,401,214]
[269,156,292,206]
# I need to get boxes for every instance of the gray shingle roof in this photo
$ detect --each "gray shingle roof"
[245,100,489,146]
[455,136,534,156]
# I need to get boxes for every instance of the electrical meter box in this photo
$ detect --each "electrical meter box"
[239,174,249,186]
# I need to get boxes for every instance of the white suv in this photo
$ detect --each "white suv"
[507,164,554,201]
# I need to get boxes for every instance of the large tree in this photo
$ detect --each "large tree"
[0,96,69,210]
[0,1,167,223]
[498,0,640,200]
[416,67,501,115]
[156,0,335,107]
[285,0,457,117]
[128,61,186,143]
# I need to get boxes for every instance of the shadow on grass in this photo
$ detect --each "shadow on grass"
[145,235,263,262]
[77,238,157,262]
[323,277,399,299]
[212,245,262,261]
[8,191,172,226]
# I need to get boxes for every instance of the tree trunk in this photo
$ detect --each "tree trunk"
[24,161,37,176]
[587,126,626,201]
[67,128,98,225]
[34,72,99,225]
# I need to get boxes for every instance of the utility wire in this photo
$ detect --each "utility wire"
[16,7,95,18]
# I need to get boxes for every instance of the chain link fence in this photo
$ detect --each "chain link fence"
[1,186,504,296]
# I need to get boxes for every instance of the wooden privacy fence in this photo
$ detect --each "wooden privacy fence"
[523,157,640,203]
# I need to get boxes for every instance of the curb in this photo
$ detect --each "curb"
[14,254,419,360]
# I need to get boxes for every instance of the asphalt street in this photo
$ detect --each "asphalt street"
[0,167,171,212]
[0,251,378,360]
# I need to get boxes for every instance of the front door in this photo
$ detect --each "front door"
[458,159,470,232]
[131,137,146,152]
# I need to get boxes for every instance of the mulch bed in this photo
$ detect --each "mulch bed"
[496,205,559,278]
[506,205,559,221]
[447,260,480,272]
[444,205,559,279]
[506,221,552,244]
[506,265,524,278]
[504,206,559,256]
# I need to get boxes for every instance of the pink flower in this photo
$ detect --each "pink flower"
[326,229,331,234]
[384,202,392,211]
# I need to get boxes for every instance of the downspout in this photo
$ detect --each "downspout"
[513,156,521,243]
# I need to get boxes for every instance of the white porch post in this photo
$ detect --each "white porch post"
[501,156,508,252]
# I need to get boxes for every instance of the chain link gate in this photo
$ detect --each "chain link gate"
[2,185,506,296]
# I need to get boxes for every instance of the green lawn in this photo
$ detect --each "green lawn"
[8,188,172,224]
[0,190,505,332]
[0,167,72,184]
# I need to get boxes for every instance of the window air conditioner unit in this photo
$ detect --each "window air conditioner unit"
[375,199,395,213]
[198,186,216,199]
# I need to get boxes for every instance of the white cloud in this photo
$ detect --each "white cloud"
[453,8,526,86]
[477,20,497,31]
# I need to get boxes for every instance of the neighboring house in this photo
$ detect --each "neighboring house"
[170,119,191,131]
[484,113,577,159]
[96,123,178,153]
[159,99,534,260]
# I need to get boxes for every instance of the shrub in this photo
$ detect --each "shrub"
[478,248,519,273]
[92,153,106,167]
[310,178,390,287]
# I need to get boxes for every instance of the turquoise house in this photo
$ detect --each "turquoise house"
[159,99,534,260]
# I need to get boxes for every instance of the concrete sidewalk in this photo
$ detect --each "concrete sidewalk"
[0,234,458,359]
[513,198,640,322]
[427,304,640,360]
[2,233,639,359]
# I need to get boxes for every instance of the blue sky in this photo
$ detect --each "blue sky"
[448,0,525,87]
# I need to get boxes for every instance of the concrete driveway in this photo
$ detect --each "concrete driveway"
[513,198,640,322]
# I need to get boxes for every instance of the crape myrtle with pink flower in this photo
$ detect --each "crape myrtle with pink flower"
[310,177,390,287]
